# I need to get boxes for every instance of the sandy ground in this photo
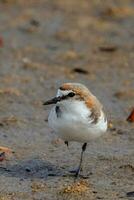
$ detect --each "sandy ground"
[0,0,134,199]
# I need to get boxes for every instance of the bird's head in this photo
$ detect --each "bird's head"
[43,82,100,110]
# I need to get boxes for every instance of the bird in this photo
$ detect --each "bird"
[43,83,107,177]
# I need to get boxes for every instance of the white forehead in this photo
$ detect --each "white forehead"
[56,89,73,97]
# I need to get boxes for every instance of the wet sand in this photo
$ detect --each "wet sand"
[0,0,134,199]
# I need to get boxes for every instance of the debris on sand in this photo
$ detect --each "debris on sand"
[108,122,114,129]
[127,108,134,123]
[99,45,117,52]
[72,68,89,74]
[0,146,12,162]
[0,152,6,162]
[22,57,46,70]
[114,90,134,100]
[62,180,89,194]
[61,50,84,61]
[31,182,47,193]
[0,36,4,48]
[119,164,134,172]
[51,138,63,146]
[99,7,134,19]
[30,19,40,27]
[0,116,19,126]
[108,122,116,131]
[0,88,21,96]
[19,18,40,33]
[0,146,12,154]
[0,0,17,4]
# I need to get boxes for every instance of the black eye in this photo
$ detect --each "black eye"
[68,92,75,97]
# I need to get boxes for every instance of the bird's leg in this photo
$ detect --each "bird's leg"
[75,143,87,178]
[64,141,69,147]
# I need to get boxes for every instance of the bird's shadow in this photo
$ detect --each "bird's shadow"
[0,158,65,180]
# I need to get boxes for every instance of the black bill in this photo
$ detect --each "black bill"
[43,96,65,105]
[43,92,75,105]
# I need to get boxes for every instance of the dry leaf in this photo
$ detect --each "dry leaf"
[127,108,134,123]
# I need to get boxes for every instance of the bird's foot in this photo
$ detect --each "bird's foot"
[69,167,82,174]
[68,168,92,179]
[69,167,83,179]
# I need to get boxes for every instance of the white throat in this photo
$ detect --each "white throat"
[57,99,91,120]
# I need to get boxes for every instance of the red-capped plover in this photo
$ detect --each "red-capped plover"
[43,83,107,177]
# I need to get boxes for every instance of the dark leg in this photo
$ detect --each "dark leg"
[75,143,87,178]
[64,141,68,147]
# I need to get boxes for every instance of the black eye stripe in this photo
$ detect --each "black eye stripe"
[58,92,75,101]
[68,92,75,97]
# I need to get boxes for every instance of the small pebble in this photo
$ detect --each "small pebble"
[25,168,31,172]
[30,19,40,27]
[72,68,88,74]
[99,45,117,52]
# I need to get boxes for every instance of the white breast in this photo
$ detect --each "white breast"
[48,100,107,143]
